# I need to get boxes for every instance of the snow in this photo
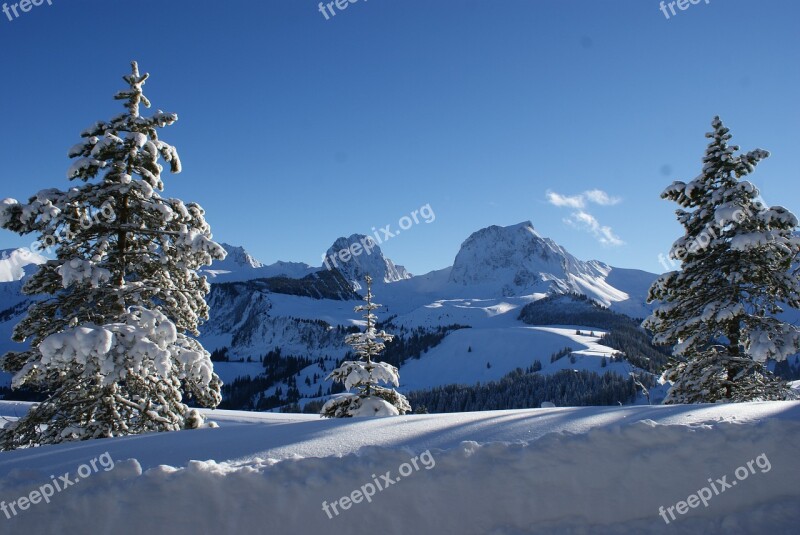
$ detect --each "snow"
[326,234,412,284]
[57,258,112,288]
[200,243,319,282]
[0,248,47,283]
[331,361,400,391]
[15,307,216,396]
[399,326,621,391]
[0,401,798,533]
[350,395,399,416]
[323,394,400,417]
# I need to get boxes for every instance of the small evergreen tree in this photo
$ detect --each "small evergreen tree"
[321,275,411,417]
[644,117,800,403]
[0,62,225,449]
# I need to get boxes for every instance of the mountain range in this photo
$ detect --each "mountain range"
[0,222,667,403]
[0,221,691,408]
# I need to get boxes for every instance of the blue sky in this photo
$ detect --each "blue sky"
[1,0,798,275]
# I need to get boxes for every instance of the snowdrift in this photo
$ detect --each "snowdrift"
[0,401,799,534]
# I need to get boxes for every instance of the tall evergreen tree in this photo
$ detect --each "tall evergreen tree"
[644,116,800,403]
[0,62,225,449]
[322,275,411,417]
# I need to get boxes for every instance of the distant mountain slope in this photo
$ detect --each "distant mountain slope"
[201,243,319,283]
[0,248,46,283]
[200,270,359,361]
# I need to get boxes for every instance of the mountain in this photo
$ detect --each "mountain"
[192,223,667,410]
[202,237,413,286]
[0,222,667,404]
[324,234,412,287]
[214,243,264,270]
[201,243,319,283]
[0,248,47,283]
[200,269,358,364]
[449,221,631,301]
[0,248,48,388]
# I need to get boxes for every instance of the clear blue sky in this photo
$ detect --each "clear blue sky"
[1,0,798,275]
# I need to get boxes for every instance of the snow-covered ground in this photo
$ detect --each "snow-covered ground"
[399,325,623,390]
[1,401,798,534]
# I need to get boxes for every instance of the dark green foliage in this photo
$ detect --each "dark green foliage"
[598,326,671,374]
[407,369,638,413]
[210,347,230,362]
[219,350,314,410]
[550,347,573,363]
[518,293,640,329]
[645,117,799,403]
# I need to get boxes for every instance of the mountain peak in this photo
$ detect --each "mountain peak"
[217,243,264,270]
[324,234,411,286]
[448,221,615,298]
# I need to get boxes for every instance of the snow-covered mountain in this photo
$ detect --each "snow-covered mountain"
[448,221,635,304]
[201,237,413,285]
[185,222,670,409]
[450,222,599,288]
[215,243,265,270]
[0,248,47,283]
[0,222,663,396]
[201,243,319,282]
[371,221,655,319]
[325,234,412,286]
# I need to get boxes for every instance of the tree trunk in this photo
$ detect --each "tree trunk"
[114,193,129,316]
[725,324,741,399]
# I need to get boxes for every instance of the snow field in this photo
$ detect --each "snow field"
[1,401,798,534]
[399,326,620,391]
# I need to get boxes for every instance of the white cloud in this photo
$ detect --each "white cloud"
[546,191,585,209]
[564,211,624,247]
[548,189,624,247]
[546,189,621,209]
[583,189,621,206]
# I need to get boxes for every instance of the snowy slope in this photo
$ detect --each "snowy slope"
[0,401,798,534]
[0,248,47,283]
[399,326,624,391]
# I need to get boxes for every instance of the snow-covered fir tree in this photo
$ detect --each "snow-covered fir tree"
[0,62,225,449]
[644,116,800,403]
[322,275,411,417]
